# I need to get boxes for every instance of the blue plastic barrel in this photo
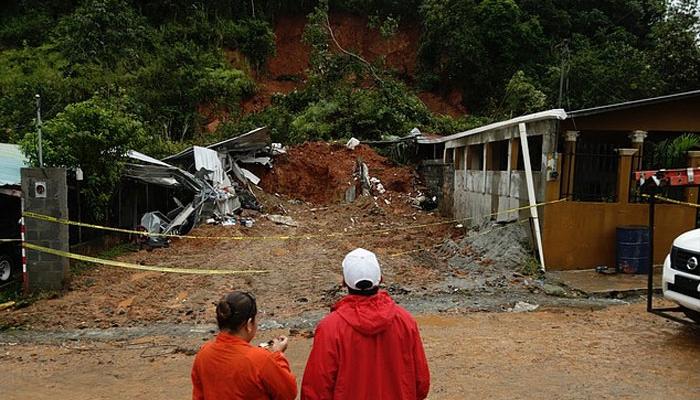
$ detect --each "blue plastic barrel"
[616,226,650,274]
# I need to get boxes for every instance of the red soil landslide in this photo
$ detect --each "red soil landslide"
[260,142,415,204]
[267,12,419,80]
[237,12,465,118]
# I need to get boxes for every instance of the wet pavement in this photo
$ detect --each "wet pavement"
[548,266,662,295]
[2,303,699,400]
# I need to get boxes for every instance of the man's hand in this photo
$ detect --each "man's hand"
[270,336,289,353]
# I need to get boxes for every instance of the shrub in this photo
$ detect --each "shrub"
[221,18,276,70]
[20,96,149,222]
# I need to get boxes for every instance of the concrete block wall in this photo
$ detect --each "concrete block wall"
[21,168,69,292]
[440,165,454,217]
[418,160,453,216]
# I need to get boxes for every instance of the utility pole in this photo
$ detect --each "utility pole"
[35,94,43,168]
[557,40,569,109]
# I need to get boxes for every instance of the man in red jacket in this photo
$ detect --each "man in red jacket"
[301,248,430,400]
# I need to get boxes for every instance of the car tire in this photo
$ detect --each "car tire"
[681,307,700,324]
[0,254,14,282]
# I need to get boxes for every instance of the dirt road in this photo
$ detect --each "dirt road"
[2,303,698,400]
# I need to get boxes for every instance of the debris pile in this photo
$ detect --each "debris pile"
[426,221,537,293]
[123,127,281,244]
[447,221,533,271]
[259,141,416,204]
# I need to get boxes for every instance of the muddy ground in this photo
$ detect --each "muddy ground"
[2,143,608,333]
[0,191,621,332]
[2,144,697,398]
[2,303,699,400]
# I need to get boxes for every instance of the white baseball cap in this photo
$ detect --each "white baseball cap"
[342,248,381,290]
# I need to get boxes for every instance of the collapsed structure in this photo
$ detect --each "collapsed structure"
[121,128,282,246]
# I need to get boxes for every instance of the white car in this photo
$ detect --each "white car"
[663,228,700,323]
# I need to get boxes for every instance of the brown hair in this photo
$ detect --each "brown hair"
[216,291,257,332]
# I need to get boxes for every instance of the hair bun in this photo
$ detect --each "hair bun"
[216,300,232,319]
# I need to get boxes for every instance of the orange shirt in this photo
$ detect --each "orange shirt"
[191,332,297,400]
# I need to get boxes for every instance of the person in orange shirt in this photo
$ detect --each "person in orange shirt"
[191,291,297,400]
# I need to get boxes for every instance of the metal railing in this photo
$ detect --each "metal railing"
[561,150,619,202]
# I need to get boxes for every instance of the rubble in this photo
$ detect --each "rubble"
[543,283,567,297]
[412,194,437,211]
[260,142,415,204]
[136,212,171,250]
[357,159,371,196]
[508,301,539,313]
[451,222,532,271]
[124,127,273,238]
[346,137,361,150]
[266,215,299,227]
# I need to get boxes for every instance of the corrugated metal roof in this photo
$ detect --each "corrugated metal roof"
[424,109,567,145]
[0,143,28,187]
[162,127,270,163]
[567,89,700,118]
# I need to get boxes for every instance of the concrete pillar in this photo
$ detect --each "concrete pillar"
[482,143,489,194]
[629,130,647,171]
[439,163,455,217]
[616,149,638,204]
[509,138,520,171]
[561,131,578,199]
[21,168,70,292]
[685,151,700,203]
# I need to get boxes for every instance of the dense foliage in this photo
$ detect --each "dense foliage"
[215,1,487,144]
[20,96,149,221]
[419,0,700,113]
[1,0,699,219]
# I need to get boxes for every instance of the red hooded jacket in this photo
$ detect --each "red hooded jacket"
[301,290,430,400]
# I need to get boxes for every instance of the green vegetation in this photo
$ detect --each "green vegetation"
[216,1,488,144]
[645,133,700,169]
[20,96,149,221]
[419,0,700,113]
[1,0,699,220]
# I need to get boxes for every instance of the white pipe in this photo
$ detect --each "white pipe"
[519,123,546,271]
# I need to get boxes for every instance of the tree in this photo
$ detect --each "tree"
[502,70,547,117]
[133,41,255,141]
[649,0,700,94]
[562,32,661,109]
[52,0,150,68]
[0,46,73,142]
[418,0,545,112]
[221,18,276,70]
[645,133,700,169]
[20,96,148,222]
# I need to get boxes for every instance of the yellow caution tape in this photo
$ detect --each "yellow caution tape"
[22,242,269,275]
[0,239,21,243]
[22,198,567,241]
[641,193,700,208]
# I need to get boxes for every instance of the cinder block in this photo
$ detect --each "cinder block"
[22,167,70,292]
